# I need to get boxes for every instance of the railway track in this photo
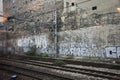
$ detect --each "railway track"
[7,54,120,70]
[1,58,120,80]
[0,66,43,80]
[0,60,73,80]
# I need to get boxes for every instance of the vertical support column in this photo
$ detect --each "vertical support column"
[54,10,58,58]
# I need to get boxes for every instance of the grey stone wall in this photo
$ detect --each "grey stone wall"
[3,0,63,33]
[59,25,120,58]
[1,0,120,58]
[13,23,120,58]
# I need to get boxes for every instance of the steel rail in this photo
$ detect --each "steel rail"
[0,61,73,80]
[6,55,120,70]
[1,58,120,80]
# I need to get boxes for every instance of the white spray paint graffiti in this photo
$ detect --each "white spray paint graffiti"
[105,46,120,58]
[34,35,48,49]
[117,47,120,58]
[17,37,32,47]
[59,42,98,57]
[17,34,48,53]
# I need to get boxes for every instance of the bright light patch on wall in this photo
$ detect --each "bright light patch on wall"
[117,8,120,12]
[0,17,7,22]
[12,0,15,3]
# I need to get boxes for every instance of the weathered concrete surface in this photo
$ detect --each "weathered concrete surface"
[0,0,4,24]
[13,24,120,58]
[59,25,120,58]
[0,0,120,58]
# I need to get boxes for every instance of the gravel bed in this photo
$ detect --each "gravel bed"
[12,60,110,80]
[0,69,36,80]
[29,59,120,79]
[66,64,120,74]
[30,59,120,74]
[0,60,114,80]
